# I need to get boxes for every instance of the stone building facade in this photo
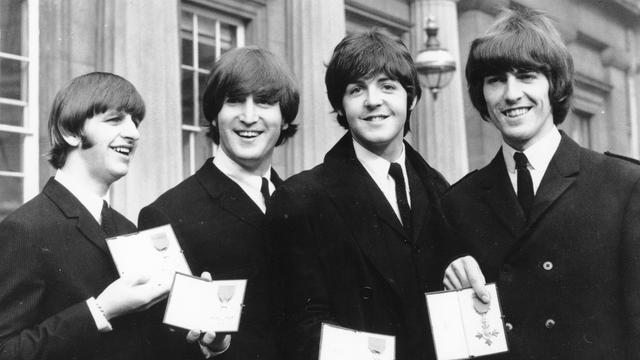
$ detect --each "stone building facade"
[1,0,638,221]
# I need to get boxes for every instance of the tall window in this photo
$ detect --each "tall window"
[0,0,38,220]
[180,6,244,178]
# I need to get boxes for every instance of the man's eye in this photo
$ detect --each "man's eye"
[224,97,242,104]
[348,86,363,95]
[484,76,503,84]
[381,83,397,91]
[518,72,538,81]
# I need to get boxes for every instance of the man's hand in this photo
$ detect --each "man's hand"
[186,330,231,358]
[96,272,171,320]
[443,256,490,303]
[185,271,232,358]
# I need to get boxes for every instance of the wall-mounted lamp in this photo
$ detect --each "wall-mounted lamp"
[415,17,456,99]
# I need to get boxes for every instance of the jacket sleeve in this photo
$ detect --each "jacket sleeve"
[268,184,336,360]
[0,219,100,360]
[621,176,640,359]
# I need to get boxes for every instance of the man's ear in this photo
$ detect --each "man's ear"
[409,97,418,111]
[62,131,81,147]
[281,122,289,131]
[337,109,344,117]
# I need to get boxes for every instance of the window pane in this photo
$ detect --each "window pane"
[182,130,192,178]
[198,16,216,70]
[181,34,194,67]
[181,11,194,66]
[220,23,237,55]
[0,58,27,100]
[0,104,23,127]
[194,132,213,166]
[198,73,208,125]
[0,0,26,55]
[0,176,22,221]
[181,69,195,125]
[0,131,23,172]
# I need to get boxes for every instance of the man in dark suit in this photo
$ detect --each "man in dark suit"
[442,8,640,359]
[0,72,169,359]
[138,46,299,359]
[269,30,454,360]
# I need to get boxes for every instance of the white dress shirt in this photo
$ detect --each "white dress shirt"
[353,139,411,223]
[213,149,274,214]
[54,169,108,224]
[501,128,562,195]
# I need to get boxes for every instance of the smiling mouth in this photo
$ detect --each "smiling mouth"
[235,130,263,139]
[111,146,132,156]
[362,115,390,121]
[502,107,531,118]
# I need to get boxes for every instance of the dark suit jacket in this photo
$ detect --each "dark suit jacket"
[269,134,452,360]
[442,133,640,359]
[0,178,148,360]
[138,158,282,360]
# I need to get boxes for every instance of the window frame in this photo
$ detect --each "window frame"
[179,4,245,177]
[0,0,39,216]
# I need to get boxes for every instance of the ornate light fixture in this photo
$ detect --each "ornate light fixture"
[415,17,456,99]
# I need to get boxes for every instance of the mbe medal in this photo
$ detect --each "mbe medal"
[472,293,500,346]
[151,233,170,252]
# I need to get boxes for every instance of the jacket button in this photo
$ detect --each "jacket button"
[542,261,553,270]
[360,286,373,300]
[505,322,513,332]
[545,319,556,329]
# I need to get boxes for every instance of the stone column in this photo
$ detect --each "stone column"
[410,0,468,183]
[107,0,183,221]
[275,0,347,177]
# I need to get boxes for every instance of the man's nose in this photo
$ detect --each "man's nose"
[364,87,382,108]
[503,75,523,103]
[121,115,140,140]
[240,96,258,124]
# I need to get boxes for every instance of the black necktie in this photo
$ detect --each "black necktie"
[260,177,271,208]
[101,200,118,238]
[514,152,534,217]
[389,162,412,237]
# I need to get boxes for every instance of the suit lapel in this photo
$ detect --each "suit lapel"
[526,134,579,229]
[405,153,430,246]
[480,151,528,237]
[323,135,403,296]
[195,159,265,229]
[43,178,110,254]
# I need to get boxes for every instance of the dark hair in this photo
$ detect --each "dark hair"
[202,46,299,146]
[48,72,146,168]
[325,29,422,134]
[466,8,573,124]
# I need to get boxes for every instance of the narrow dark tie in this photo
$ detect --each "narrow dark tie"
[514,152,534,217]
[101,200,118,238]
[389,162,412,237]
[260,177,271,208]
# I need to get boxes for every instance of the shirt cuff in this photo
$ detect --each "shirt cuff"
[200,338,231,358]
[86,297,113,332]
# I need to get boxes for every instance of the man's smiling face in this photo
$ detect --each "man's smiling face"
[341,73,413,160]
[73,110,140,185]
[216,94,283,172]
[483,69,555,151]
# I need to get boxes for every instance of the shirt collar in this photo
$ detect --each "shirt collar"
[502,127,561,173]
[54,169,108,223]
[213,148,272,188]
[352,138,406,180]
